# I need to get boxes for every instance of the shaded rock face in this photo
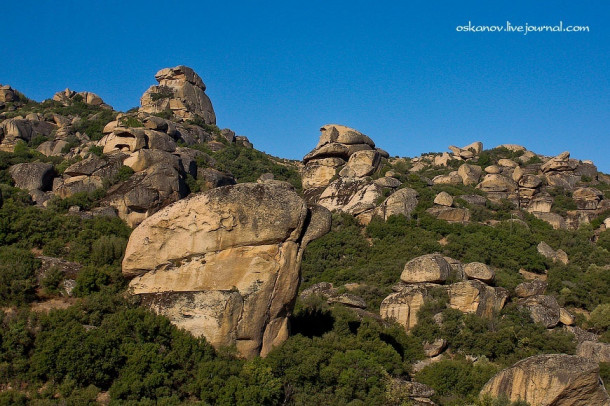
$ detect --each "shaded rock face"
[122,182,331,359]
[140,65,216,124]
[480,354,610,406]
[9,162,54,192]
[519,295,561,328]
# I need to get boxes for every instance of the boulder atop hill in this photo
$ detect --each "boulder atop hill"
[140,65,216,124]
[122,182,331,358]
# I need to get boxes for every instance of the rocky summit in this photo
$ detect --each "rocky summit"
[0,66,609,405]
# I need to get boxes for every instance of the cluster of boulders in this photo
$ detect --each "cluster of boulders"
[302,124,420,224]
[1,66,257,227]
[52,88,109,108]
[417,142,606,230]
[426,191,470,222]
[379,252,581,343]
[379,254,508,335]
[122,182,331,359]
[140,65,216,123]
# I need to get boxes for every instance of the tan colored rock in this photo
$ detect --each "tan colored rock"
[434,191,453,207]
[573,187,603,210]
[463,262,495,283]
[517,150,537,164]
[560,308,575,326]
[484,165,501,174]
[36,140,69,157]
[434,152,451,167]
[339,149,380,178]
[480,354,610,406]
[526,195,554,213]
[374,176,401,188]
[140,65,216,123]
[498,158,518,168]
[477,174,517,193]
[577,341,610,363]
[377,188,418,220]
[533,212,566,230]
[423,338,447,357]
[426,206,470,223]
[457,163,482,185]
[0,85,17,102]
[122,182,330,358]
[541,151,578,173]
[432,172,462,185]
[518,174,542,189]
[512,166,524,182]
[462,141,483,155]
[316,124,375,148]
[401,254,451,284]
[448,280,508,318]
[380,284,435,331]
[301,164,338,189]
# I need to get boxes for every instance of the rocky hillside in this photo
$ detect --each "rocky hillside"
[0,66,609,405]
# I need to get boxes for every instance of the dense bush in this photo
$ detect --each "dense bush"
[190,141,302,191]
[0,247,39,306]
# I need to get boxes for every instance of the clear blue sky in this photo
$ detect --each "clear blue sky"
[3,1,609,171]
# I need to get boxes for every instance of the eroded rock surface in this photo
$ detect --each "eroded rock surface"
[122,182,331,358]
[140,65,216,123]
[480,354,610,406]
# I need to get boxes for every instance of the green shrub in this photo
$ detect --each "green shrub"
[41,267,65,295]
[0,246,39,305]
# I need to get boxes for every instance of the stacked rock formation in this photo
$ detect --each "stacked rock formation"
[302,124,419,224]
[380,254,508,333]
[140,65,216,124]
[122,182,331,359]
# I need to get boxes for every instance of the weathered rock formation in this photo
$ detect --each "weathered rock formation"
[380,254,507,332]
[122,182,331,358]
[480,354,610,405]
[53,88,108,108]
[301,124,400,224]
[140,65,216,123]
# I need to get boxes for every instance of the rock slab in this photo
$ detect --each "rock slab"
[122,182,330,358]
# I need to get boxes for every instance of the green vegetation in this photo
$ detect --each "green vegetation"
[189,139,303,191]
[149,86,174,101]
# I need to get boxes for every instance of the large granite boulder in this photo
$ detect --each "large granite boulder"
[140,65,216,123]
[480,354,610,405]
[122,182,330,358]
[577,341,610,363]
[379,284,436,332]
[447,280,508,318]
[401,254,451,284]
